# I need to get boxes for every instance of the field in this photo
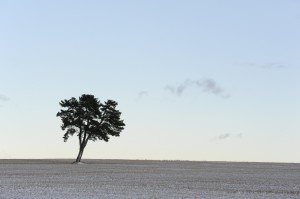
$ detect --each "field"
[0,159,299,199]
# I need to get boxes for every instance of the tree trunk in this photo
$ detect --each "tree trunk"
[75,147,83,163]
[75,143,86,163]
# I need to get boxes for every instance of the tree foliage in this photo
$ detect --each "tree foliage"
[57,94,125,162]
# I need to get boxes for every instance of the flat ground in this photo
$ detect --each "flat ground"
[0,159,299,199]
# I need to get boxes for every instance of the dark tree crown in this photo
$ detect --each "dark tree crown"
[57,94,125,142]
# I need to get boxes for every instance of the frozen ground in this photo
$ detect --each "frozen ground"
[0,159,299,199]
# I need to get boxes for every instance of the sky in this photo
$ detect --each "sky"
[0,0,300,163]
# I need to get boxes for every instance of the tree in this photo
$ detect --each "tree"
[56,94,125,163]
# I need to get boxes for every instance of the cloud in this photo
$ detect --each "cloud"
[261,62,285,69]
[165,80,193,96]
[218,133,231,140]
[0,94,9,101]
[236,133,243,138]
[137,91,148,99]
[165,78,229,98]
[242,62,285,69]
[212,133,243,141]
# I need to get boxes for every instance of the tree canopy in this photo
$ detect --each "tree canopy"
[57,94,125,163]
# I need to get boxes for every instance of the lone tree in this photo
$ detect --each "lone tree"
[57,94,125,163]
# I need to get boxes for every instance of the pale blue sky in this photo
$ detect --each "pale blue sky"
[1,0,300,162]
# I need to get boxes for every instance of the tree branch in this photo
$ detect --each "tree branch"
[99,109,108,125]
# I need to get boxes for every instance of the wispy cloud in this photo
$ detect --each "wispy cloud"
[218,133,231,140]
[236,133,243,138]
[261,62,285,69]
[212,133,243,141]
[137,91,148,99]
[0,94,9,101]
[165,78,229,98]
[243,62,285,69]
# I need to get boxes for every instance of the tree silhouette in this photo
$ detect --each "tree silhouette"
[57,94,125,163]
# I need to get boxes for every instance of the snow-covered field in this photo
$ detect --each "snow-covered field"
[0,159,299,199]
